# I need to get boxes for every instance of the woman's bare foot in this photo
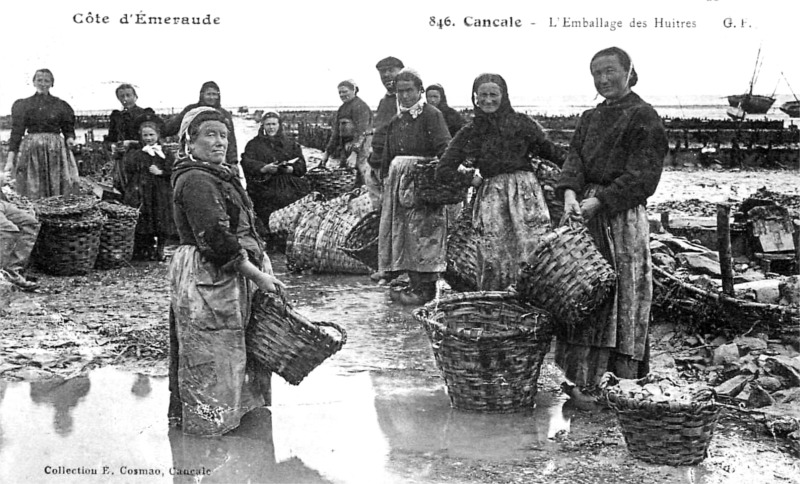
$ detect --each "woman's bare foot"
[561,382,601,411]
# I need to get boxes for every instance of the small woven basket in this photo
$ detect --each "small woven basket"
[341,210,380,271]
[246,290,347,385]
[305,167,357,200]
[33,209,106,275]
[95,202,139,269]
[444,203,479,292]
[412,291,553,413]
[413,158,468,206]
[517,218,616,326]
[601,373,721,466]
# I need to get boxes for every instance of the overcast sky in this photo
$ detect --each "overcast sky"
[1,0,796,113]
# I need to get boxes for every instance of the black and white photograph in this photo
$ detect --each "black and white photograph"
[0,0,798,482]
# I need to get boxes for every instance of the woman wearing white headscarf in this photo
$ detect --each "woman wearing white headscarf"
[167,106,284,435]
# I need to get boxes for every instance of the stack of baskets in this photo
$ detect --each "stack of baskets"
[305,166,357,200]
[286,188,374,274]
[95,201,139,269]
[517,219,616,326]
[32,195,105,276]
[268,192,324,240]
[601,373,721,465]
[413,291,553,412]
[246,289,347,385]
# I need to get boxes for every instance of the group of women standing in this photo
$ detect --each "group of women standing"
[1,44,667,432]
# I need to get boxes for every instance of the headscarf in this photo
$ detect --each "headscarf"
[259,110,284,137]
[395,68,426,119]
[178,106,217,156]
[460,73,536,161]
[338,79,359,95]
[198,81,222,108]
[425,84,450,108]
[471,73,513,122]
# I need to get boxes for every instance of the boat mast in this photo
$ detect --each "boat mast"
[748,46,763,96]
[782,71,800,103]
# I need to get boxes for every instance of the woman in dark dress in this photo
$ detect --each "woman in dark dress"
[437,73,563,291]
[106,83,156,195]
[121,118,176,260]
[4,68,79,200]
[240,111,310,236]
[555,47,667,409]
[377,68,452,305]
[425,84,465,137]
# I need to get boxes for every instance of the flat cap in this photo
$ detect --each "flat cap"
[375,56,404,70]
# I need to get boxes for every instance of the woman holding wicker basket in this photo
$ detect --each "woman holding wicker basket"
[436,73,563,292]
[377,68,452,305]
[555,47,668,410]
[168,107,284,435]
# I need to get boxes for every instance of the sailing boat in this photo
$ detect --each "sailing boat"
[778,72,800,118]
[727,47,776,114]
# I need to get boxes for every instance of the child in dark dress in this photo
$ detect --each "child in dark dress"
[121,119,176,261]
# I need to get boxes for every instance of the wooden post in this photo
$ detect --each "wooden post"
[794,219,800,275]
[717,203,735,295]
[660,211,670,232]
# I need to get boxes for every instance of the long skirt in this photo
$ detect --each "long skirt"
[13,133,79,200]
[554,199,653,387]
[472,170,551,291]
[378,156,447,274]
[168,246,271,436]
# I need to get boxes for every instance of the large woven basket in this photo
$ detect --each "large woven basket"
[517,219,616,326]
[95,202,139,269]
[268,191,324,238]
[286,189,374,274]
[412,291,553,413]
[305,167,357,200]
[444,203,479,292]
[413,158,468,206]
[33,209,106,275]
[341,210,380,271]
[246,290,347,385]
[601,373,721,466]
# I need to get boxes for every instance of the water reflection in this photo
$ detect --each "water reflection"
[131,374,152,398]
[29,375,91,436]
[169,408,332,484]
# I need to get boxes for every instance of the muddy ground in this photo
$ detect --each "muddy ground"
[1,168,799,483]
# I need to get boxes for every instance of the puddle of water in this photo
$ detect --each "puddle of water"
[0,362,572,484]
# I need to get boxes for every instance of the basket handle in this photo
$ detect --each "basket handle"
[315,320,348,345]
[558,212,585,229]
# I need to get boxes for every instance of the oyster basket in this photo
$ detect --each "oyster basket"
[517,218,616,326]
[246,289,347,385]
[305,167,357,200]
[412,291,553,412]
[341,210,380,271]
[601,373,721,466]
[413,158,468,206]
[95,201,139,269]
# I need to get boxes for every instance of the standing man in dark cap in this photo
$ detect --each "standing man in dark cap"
[368,56,404,282]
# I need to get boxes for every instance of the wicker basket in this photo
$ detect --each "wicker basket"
[268,191,324,238]
[601,373,721,466]
[341,210,380,271]
[305,167,357,200]
[413,158,468,206]
[95,202,139,269]
[517,219,616,326]
[444,203,479,292]
[412,291,553,413]
[246,290,347,385]
[33,210,106,275]
[33,194,98,218]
